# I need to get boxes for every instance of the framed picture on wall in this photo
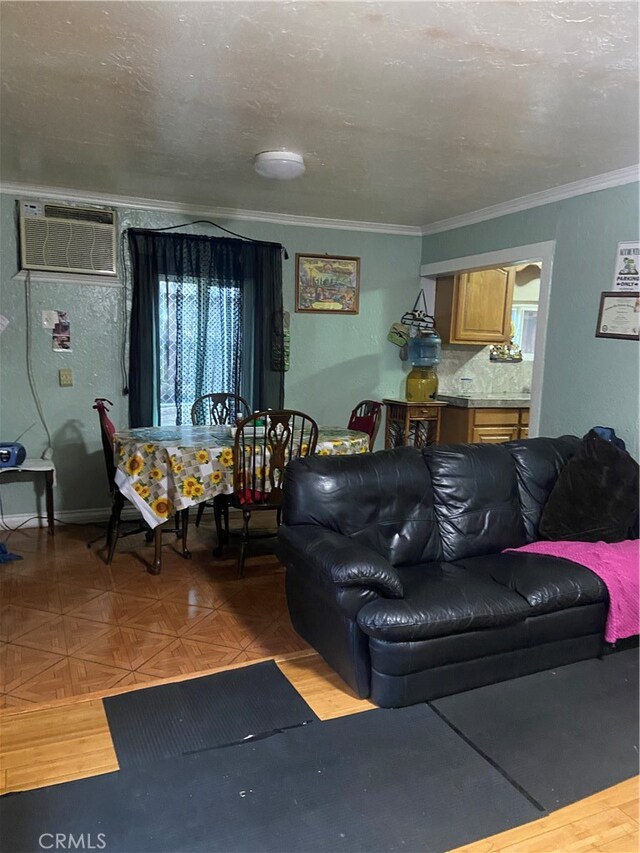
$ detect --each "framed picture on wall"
[595,291,640,340]
[295,254,360,314]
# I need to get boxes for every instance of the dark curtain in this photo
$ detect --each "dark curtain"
[127,230,284,427]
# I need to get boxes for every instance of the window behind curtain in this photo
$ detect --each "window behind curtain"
[127,229,284,429]
[158,275,242,425]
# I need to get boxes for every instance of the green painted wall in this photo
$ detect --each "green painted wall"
[0,194,421,516]
[421,182,640,458]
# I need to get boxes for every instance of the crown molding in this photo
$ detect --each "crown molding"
[0,181,423,237]
[421,164,640,236]
[4,164,636,240]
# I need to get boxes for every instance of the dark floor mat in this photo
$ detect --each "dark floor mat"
[432,647,639,810]
[0,703,540,853]
[104,660,318,767]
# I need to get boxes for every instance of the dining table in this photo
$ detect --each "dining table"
[113,424,369,573]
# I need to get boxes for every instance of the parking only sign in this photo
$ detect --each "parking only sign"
[613,242,640,291]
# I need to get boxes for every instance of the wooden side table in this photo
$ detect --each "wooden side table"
[382,399,447,449]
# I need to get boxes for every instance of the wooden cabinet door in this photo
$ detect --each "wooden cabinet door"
[473,409,521,427]
[451,267,515,344]
[518,409,529,439]
[472,426,520,444]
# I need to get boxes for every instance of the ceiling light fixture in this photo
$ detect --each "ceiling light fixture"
[254,150,305,180]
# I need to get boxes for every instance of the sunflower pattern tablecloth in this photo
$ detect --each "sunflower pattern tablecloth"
[113,424,369,528]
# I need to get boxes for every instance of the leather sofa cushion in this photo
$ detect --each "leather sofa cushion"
[368,603,607,676]
[453,553,608,614]
[423,444,527,561]
[505,436,581,541]
[282,447,443,566]
[356,562,531,641]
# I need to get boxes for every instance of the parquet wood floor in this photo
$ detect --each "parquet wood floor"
[1,649,637,851]
[278,652,376,719]
[1,524,637,851]
[0,699,118,793]
[451,777,639,853]
[0,521,307,710]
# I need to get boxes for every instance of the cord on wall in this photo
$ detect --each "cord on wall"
[24,271,53,458]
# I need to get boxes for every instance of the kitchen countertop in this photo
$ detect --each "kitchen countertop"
[437,394,531,409]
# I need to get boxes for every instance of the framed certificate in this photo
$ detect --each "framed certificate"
[595,292,640,341]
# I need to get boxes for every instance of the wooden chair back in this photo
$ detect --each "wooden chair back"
[233,410,318,508]
[348,399,383,449]
[93,398,117,492]
[191,392,250,426]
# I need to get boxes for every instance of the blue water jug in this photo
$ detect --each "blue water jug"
[405,331,442,402]
[407,331,441,367]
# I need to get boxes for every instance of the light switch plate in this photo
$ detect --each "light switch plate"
[58,368,73,387]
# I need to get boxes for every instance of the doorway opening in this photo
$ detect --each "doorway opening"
[420,240,556,437]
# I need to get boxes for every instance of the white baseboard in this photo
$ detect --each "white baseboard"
[0,505,140,531]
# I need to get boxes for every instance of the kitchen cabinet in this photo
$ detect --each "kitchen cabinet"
[440,406,529,445]
[435,266,516,345]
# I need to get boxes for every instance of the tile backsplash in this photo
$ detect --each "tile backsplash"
[437,345,533,396]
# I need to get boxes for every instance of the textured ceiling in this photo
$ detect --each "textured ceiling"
[1,1,638,227]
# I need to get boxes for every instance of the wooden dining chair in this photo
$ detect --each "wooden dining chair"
[348,399,383,450]
[191,392,251,529]
[92,398,183,567]
[215,409,318,577]
[191,392,251,426]
[92,398,150,563]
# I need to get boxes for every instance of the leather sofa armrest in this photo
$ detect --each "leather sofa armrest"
[277,525,404,599]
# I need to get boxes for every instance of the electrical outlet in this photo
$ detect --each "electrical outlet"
[58,368,73,387]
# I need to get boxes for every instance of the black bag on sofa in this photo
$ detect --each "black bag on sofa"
[539,430,639,543]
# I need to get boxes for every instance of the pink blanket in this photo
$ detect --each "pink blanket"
[506,539,640,644]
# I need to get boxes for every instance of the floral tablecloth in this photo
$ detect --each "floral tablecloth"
[113,425,369,528]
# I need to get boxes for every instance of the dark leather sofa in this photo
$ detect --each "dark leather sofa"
[277,436,610,708]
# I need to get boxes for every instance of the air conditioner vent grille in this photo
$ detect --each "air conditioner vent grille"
[20,203,117,276]
[43,204,114,225]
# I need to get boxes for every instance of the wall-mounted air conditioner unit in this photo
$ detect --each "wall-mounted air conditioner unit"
[18,200,117,276]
